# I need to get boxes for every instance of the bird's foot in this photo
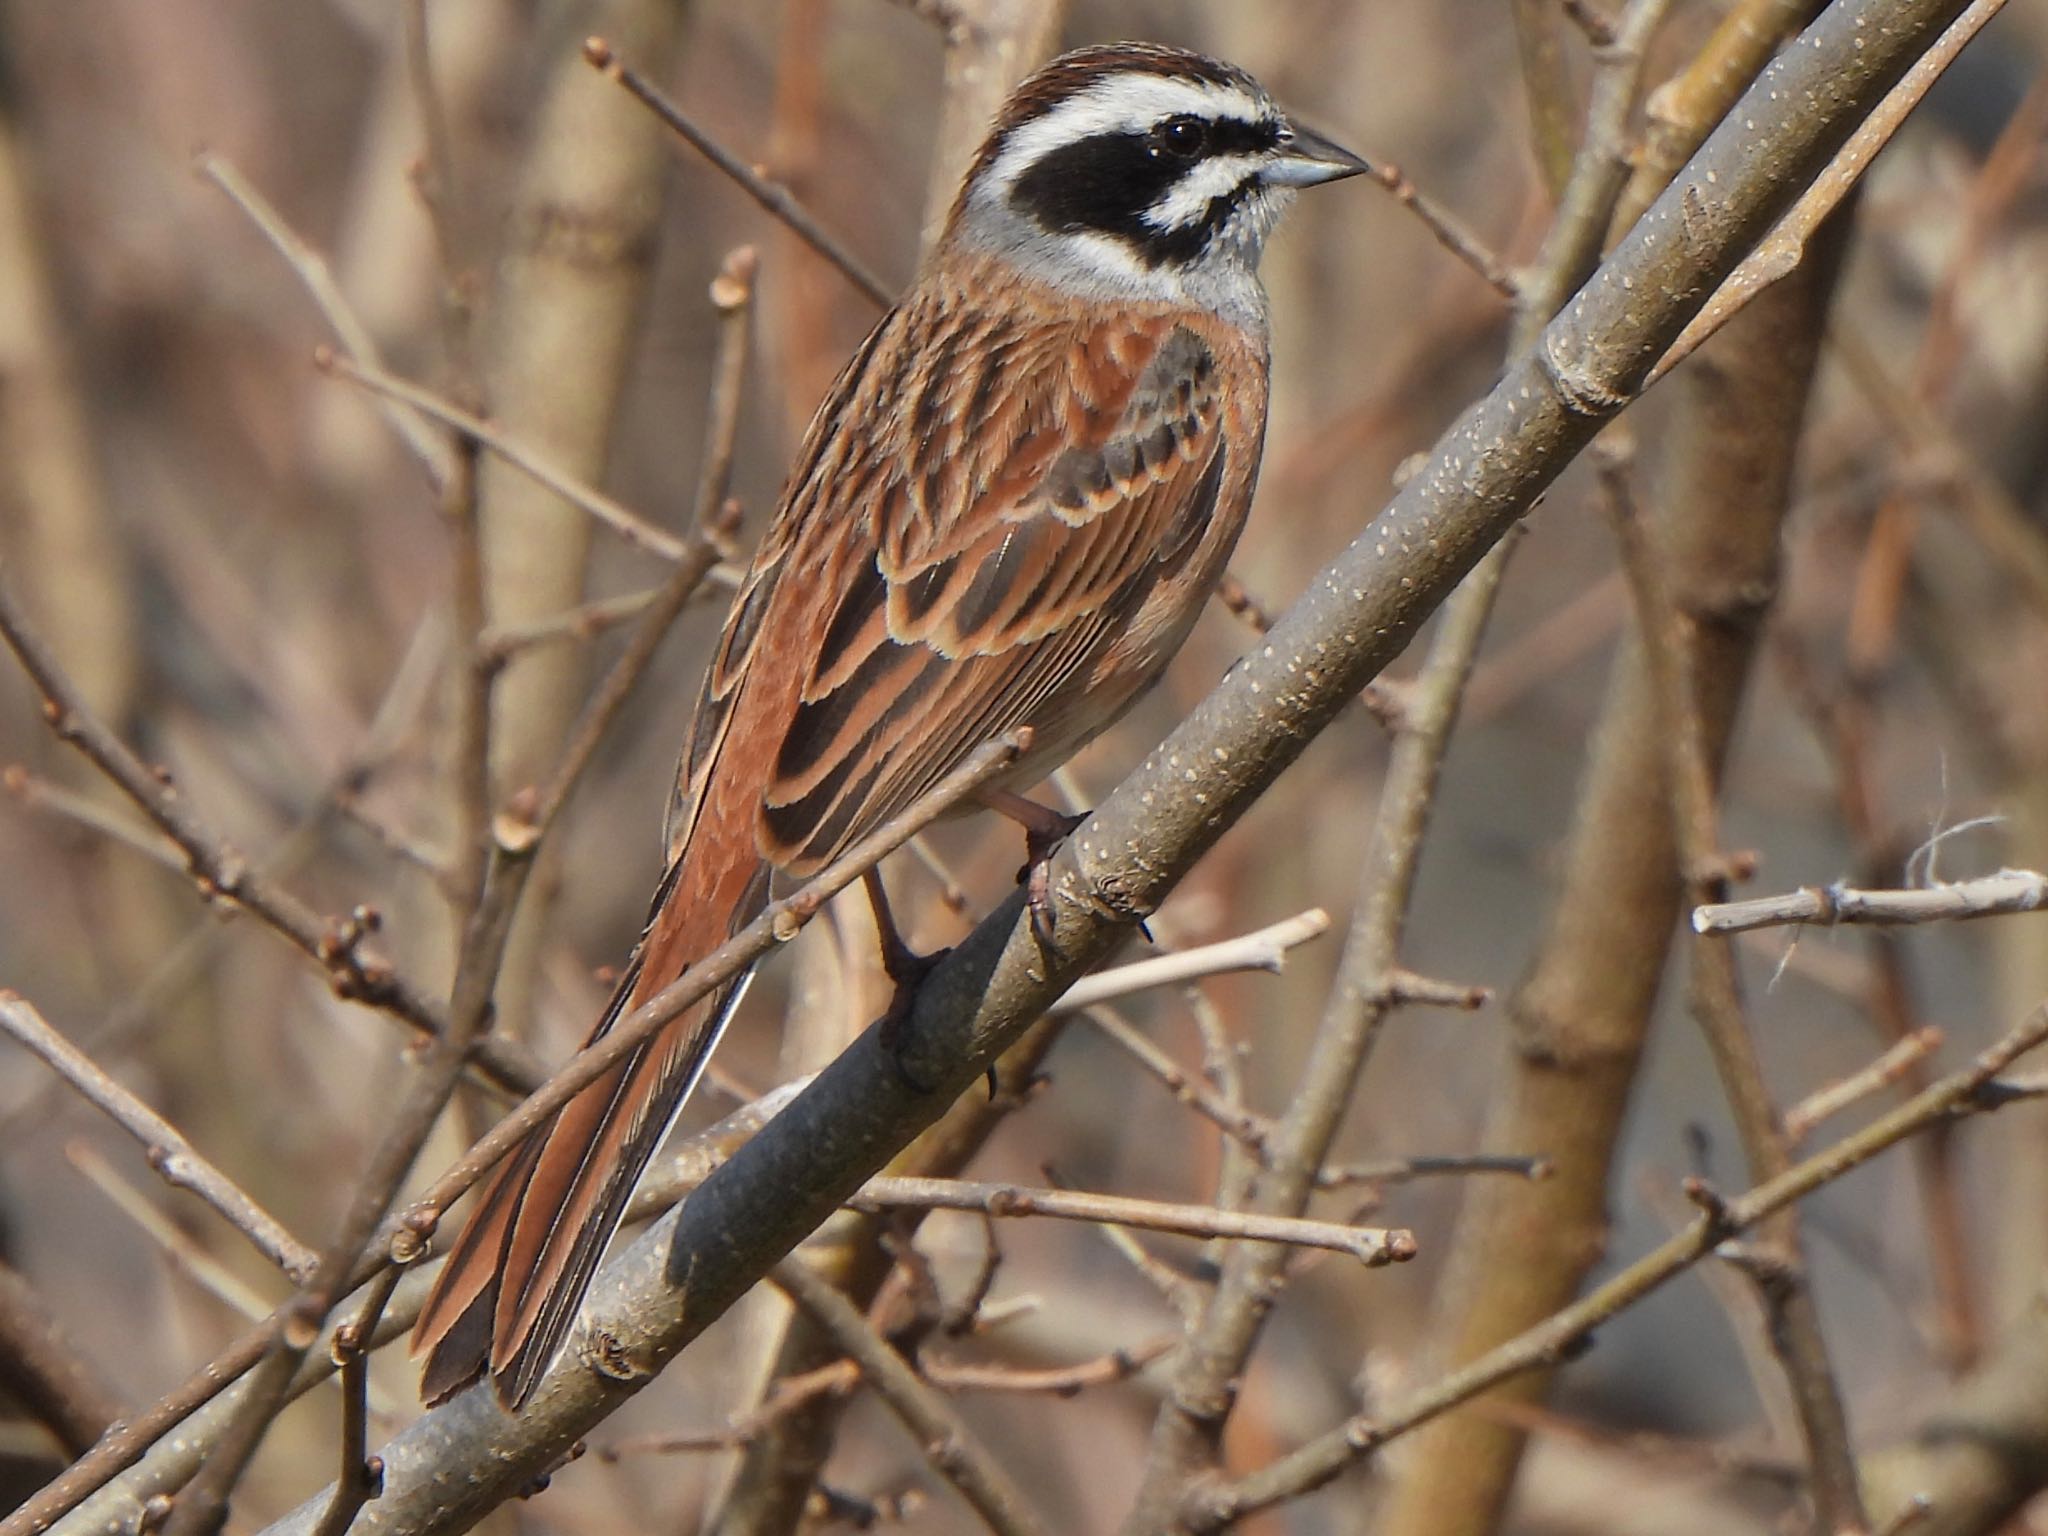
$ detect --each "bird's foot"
[980,788,1086,946]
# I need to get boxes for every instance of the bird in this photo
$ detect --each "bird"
[412,39,1367,1409]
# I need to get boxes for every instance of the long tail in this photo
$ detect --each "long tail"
[412,846,770,1408]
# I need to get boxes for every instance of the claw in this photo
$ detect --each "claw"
[982,788,1084,948]
[864,868,948,1092]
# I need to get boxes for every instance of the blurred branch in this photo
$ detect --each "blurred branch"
[918,0,1069,246]
[1511,0,1580,198]
[476,581,741,669]
[1363,162,1520,298]
[770,1256,1051,1536]
[1784,1026,1944,1143]
[847,1177,1416,1265]
[1193,1001,2048,1527]
[1862,1285,2048,1536]
[1646,0,2011,384]
[0,994,318,1283]
[0,615,450,1140]
[1613,0,1822,232]
[0,575,543,1097]
[1831,328,2048,624]
[67,1142,277,1322]
[319,351,696,563]
[1384,54,1849,1536]
[1602,437,1865,1531]
[231,6,1991,1531]
[0,1258,120,1458]
[1696,869,2048,934]
[1,766,185,872]
[198,154,448,483]
[585,38,895,308]
[470,0,689,1046]
[1316,1154,1553,1188]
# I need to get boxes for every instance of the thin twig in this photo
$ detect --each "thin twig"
[1192,1002,2048,1526]
[0,995,318,1282]
[597,1360,861,1458]
[0,575,541,1096]
[849,1178,1415,1266]
[918,1337,1175,1395]
[1788,1028,1947,1146]
[771,1256,1053,1536]
[583,38,895,309]
[66,1143,276,1321]
[477,584,735,668]
[1602,439,1867,1530]
[306,1271,397,1536]
[0,766,185,872]
[1080,1005,1271,1152]
[1366,162,1520,298]
[196,155,447,481]
[317,351,692,563]
[1696,869,2048,935]
[1315,1154,1552,1188]
[1051,909,1332,1015]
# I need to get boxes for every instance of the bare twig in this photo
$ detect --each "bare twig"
[1696,869,2048,935]
[1051,909,1331,1015]
[197,155,447,481]
[0,575,541,1096]
[771,1256,1053,1536]
[848,1178,1415,1266]
[1366,162,1520,298]
[597,1361,862,1458]
[317,351,692,563]
[1192,1003,2048,1526]
[1785,1028,1945,1143]
[0,995,318,1282]
[1079,1005,1270,1152]
[583,38,895,309]
[0,766,184,872]
[306,1272,397,1536]
[1316,1154,1552,1188]
[477,583,739,668]
[918,1337,1175,1395]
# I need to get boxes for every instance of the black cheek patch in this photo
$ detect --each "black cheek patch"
[1010,131,1178,249]
[1007,121,1274,269]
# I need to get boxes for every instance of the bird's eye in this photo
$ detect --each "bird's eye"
[1154,116,1209,159]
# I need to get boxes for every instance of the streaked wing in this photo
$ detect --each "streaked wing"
[679,294,1250,876]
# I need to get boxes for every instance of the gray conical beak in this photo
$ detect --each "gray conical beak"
[1267,121,1372,187]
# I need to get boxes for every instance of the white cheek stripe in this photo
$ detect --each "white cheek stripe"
[1144,154,1263,231]
[986,76,1263,190]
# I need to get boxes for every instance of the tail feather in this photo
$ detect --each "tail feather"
[413,854,769,1407]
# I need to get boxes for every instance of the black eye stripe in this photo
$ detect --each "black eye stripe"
[1191,117,1282,157]
[1007,116,1281,267]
